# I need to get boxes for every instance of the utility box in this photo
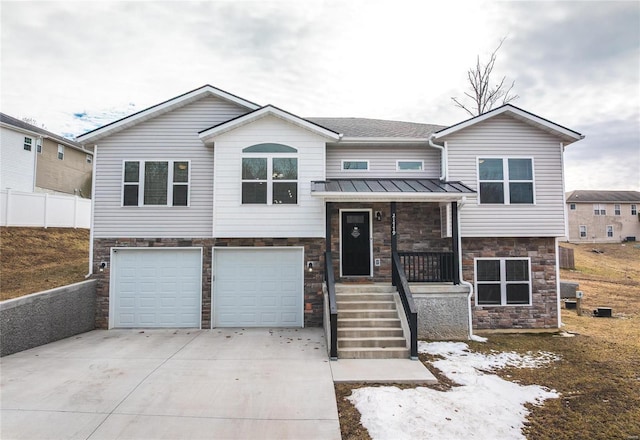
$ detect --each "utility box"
[560,281,579,299]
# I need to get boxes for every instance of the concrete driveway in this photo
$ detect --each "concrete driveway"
[0,328,341,440]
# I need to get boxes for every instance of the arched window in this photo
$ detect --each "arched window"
[241,144,298,205]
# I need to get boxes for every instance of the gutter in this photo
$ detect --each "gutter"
[85,144,97,278]
[455,197,476,340]
[428,134,447,181]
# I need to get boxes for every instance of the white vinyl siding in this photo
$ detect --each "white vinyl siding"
[0,127,36,192]
[213,115,326,238]
[92,95,248,238]
[326,145,441,178]
[446,114,567,237]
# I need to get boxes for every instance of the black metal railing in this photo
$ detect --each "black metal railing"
[391,252,418,359]
[325,251,338,360]
[397,251,454,283]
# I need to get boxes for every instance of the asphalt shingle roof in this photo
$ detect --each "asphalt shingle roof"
[0,112,86,151]
[566,190,640,203]
[306,117,445,139]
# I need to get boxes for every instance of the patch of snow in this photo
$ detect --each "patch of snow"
[348,342,559,440]
[470,334,488,342]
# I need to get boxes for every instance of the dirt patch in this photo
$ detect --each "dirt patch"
[1,227,90,300]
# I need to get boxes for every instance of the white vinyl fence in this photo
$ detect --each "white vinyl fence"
[1,189,91,228]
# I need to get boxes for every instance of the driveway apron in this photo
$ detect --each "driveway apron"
[0,328,341,440]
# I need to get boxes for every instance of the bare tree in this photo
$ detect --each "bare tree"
[452,38,518,117]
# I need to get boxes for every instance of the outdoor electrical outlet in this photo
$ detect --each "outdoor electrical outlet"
[375,258,381,266]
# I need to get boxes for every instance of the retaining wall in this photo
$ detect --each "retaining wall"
[0,280,96,356]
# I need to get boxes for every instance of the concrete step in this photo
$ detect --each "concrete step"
[338,347,410,359]
[336,300,397,310]
[338,327,405,338]
[335,284,396,293]
[335,293,395,302]
[338,309,400,319]
[338,337,407,348]
[338,318,402,328]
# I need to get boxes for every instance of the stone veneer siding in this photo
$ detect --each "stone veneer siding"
[462,237,559,330]
[328,202,451,282]
[92,237,325,329]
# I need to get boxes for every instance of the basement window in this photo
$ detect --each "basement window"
[475,258,531,306]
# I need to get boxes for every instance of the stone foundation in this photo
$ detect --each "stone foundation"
[92,237,325,329]
[462,237,559,330]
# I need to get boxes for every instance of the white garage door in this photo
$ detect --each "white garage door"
[111,248,202,328]
[213,248,303,327]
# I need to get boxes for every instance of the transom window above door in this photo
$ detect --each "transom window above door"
[241,143,298,205]
[342,160,369,171]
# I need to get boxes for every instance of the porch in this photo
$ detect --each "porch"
[311,178,475,360]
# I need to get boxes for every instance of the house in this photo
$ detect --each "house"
[566,190,640,243]
[0,113,93,197]
[76,85,583,359]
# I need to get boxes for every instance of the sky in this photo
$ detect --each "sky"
[1,0,638,191]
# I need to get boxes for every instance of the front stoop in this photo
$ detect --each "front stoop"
[336,284,410,359]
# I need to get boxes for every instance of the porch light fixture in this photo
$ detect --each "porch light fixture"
[375,211,382,221]
[307,261,313,272]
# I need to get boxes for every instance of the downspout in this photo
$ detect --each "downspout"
[85,144,97,278]
[455,196,476,340]
[428,134,447,181]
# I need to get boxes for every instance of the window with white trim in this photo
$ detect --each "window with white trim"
[570,203,576,210]
[23,137,32,151]
[86,154,92,164]
[57,145,65,160]
[614,204,621,215]
[36,138,42,153]
[579,225,587,238]
[593,204,606,215]
[397,160,423,171]
[632,204,637,216]
[478,158,534,204]
[342,160,369,171]
[475,258,531,306]
[122,160,190,206]
[241,143,298,205]
[606,225,614,238]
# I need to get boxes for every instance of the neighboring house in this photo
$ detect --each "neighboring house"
[0,113,93,197]
[566,190,640,243]
[77,85,583,359]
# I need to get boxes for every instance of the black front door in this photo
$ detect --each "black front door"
[341,211,371,276]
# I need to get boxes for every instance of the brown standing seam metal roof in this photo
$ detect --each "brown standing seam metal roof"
[566,190,640,203]
[311,179,475,194]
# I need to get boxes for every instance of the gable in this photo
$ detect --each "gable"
[77,85,259,144]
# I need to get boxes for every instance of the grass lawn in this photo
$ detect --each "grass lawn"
[336,242,640,439]
[0,227,90,301]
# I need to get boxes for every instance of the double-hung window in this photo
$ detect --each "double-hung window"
[579,225,587,238]
[614,204,621,215]
[23,137,32,151]
[57,145,65,160]
[475,258,531,306]
[632,204,638,216]
[606,225,614,238]
[570,203,576,210]
[241,143,298,205]
[478,158,534,204]
[593,204,606,215]
[123,160,190,207]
